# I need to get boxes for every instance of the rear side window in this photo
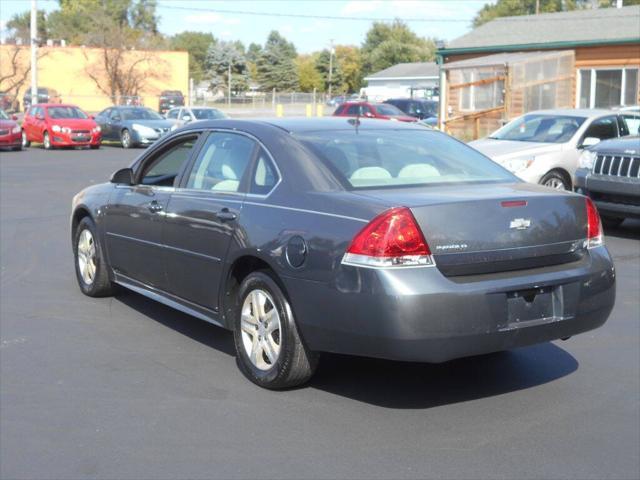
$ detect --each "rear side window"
[296,129,515,189]
[166,109,179,119]
[185,132,256,192]
[250,148,279,195]
[583,116,619,141]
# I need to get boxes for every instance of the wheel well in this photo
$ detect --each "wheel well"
[71,207,91,235]
[222,255,278,329]
[545,168,573,189]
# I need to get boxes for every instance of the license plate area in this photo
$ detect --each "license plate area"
[505,286,561,328]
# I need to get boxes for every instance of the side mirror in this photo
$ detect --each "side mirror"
[580,136,600,148]
[110,167,134,185]
[89,115,95,120]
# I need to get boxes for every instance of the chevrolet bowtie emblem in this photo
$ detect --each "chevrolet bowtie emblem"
[510,218,531,230]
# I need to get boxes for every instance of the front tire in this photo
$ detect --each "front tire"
[73,217,116,297]
[120,129,132,149]
[233,271,318,389]
[540,171,570,190]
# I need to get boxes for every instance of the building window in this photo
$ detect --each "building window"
[577,68,639,109]
[459,70,504,111]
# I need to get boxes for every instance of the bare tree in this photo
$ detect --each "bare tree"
[0,45,48,111]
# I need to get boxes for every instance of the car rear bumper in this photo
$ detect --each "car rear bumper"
[575,168,640,219]
[284,246,615,363]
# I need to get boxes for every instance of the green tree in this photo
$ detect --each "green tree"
[315,49,344,94]
[170,31,216,83]
[296,54,324,92]
[5,10,48,44]
[256,31,299,91]
[361,20,436,77]
[335,45,363,93]
[205,40,250,94]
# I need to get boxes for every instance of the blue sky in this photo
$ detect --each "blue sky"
[0,0,491,52]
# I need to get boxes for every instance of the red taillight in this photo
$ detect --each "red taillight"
[586,198,604,248]
[343,207,434,268]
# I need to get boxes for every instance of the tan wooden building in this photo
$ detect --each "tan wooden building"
[436,5,640,139]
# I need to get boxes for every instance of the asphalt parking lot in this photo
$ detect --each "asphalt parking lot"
[1,145,639,480]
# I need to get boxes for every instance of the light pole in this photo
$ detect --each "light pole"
[30,0,38,104]
[328,39,334,100]
[227,63,231,108]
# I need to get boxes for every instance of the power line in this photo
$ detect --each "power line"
[156,4,476,23]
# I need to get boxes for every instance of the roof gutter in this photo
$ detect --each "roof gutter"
[437,38,640,57]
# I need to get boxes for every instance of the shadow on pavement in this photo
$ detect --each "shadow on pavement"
[604,218,639,241]
[114,290,578,409]
[309,343,578,409]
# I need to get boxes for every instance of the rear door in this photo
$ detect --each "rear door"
[104,133,201,289]
[162,131,259,310]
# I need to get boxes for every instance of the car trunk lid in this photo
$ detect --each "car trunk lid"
[355,182,588,276]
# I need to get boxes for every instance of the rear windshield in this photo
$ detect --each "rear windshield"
[121,108,163,120]
[47,106,87,119]
[296,129,516,188]
[490,114,586,143]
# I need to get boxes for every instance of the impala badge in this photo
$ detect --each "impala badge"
[510,218,531,230]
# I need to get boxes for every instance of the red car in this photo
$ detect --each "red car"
[333,101,417,122]
[22,104,101,149]
[0,108,22,151]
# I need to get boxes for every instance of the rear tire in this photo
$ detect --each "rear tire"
[43,131,52,150]
[21,131,30,148]
[73,217,116,297]
[540,171,570,190]
[233,271,318,389]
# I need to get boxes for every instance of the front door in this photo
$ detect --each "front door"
[104,133,201,289]
[162,131,258,311]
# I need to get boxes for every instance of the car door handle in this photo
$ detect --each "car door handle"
[147,201,163,213]
[215,209,237,221]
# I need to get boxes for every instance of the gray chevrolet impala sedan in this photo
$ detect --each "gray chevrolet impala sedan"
[71,118,616,389]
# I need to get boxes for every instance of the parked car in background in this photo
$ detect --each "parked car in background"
[71,118,615,389]
[21,104,100,150]
[158,90,184,114]
[23,87,61,111]
[0,92,20,113]
[333,101,417,122]
[384,98,438,126]
[326,95,347,107]
[0,108,22,150]
[470,109,640,190]
[166,106,227,129]
[575,136,640,228]
[94,106,174,148]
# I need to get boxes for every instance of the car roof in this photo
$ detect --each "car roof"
[181,117,427,133]
[39,104,78,108]
[524,108,616,118]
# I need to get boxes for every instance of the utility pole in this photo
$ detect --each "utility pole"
[30,0,38,104]
[227,63,231,108]
[328,39,334,100]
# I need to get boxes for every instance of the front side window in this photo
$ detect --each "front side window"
[192,108,226,120]
[346,105,362,115]
[166,109,179,120]
[490,114,585,143]
[185,132,256,192]
[121,108,163,121]
[140,135,199,187]
[583,116,619,142]
[47,106,87,119]
[296,129,515,189]
[374,104,404,116]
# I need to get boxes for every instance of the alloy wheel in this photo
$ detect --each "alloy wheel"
[543,177,567,190]
[21,131,28,147]
[77,229,97,285]
[121,130,131,148]
[43,132,51,150]
[240,289,282,371]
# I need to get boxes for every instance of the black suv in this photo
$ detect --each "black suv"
[575,136,640,228]
[384,98,438,125]
[158,90,184,114]
[23,87,61,111]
